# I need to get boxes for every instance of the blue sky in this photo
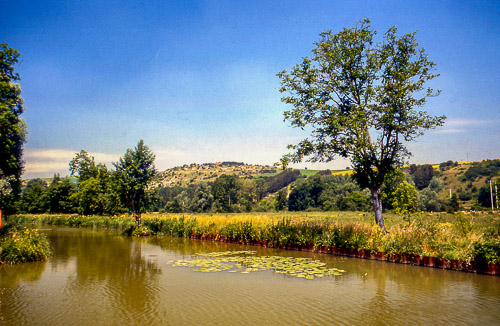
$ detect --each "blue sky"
[2,0,499,178]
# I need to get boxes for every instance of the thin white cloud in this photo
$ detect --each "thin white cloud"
[444,118,495,127]
[24,161,70,174]
[25,148,78,160]
[23,148,120,178]
[434,128,464,134]
[152,147,190,158]
[433,118,499,135]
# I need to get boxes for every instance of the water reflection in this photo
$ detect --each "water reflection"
[0,262,46,288]
[48,229,161,322]
[0,228,498,326]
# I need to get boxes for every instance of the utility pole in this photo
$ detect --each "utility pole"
[496,183,498,210]
[490,180,494,211]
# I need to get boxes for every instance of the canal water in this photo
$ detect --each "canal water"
[1,228,498,325]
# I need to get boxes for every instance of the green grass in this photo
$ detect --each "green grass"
[254,171,282,178]
[298,169,321,177]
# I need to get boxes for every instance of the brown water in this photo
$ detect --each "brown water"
[0,228,498,326]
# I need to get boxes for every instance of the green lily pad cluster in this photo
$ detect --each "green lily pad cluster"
[167,251,345,279]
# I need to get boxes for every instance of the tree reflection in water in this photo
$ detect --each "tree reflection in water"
[51,229,161,319]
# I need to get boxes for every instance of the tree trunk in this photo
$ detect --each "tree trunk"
[131,190,140,225]
[370,187,386,234]
[132,198,137,224]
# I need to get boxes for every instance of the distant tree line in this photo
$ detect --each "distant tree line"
[18,158,499,215]
[18,140,156,224]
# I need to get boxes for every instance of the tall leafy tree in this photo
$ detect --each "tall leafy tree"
[47,174,76,213]
[0,44,27,211]
[69,150,99,181]
[114,140,157,223]
[69,150,120,215]
[277,19,445,232]
[21,179,48,213]
[212,174,238,212]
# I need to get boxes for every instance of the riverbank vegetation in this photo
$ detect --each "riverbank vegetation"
[10,211,499,273]
[0,225,52,264]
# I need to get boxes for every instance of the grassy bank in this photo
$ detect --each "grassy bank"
[9,211,500,273]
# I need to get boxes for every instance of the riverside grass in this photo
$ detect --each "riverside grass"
[10,211,500,266]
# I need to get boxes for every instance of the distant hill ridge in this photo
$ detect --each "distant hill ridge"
[158,162,279,187]
[157,158,500,209]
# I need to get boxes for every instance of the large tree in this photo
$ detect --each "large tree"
[277,19,445,232]
[69,150,120,215]
[0,43,27,211]
[114,140,157,223]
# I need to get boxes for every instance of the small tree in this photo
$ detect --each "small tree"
[277,19,445,232]
[391,181,418,223]
[114,140,157,224]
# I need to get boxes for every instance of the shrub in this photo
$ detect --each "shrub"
[0,227,52,264]
[474,239,500,264]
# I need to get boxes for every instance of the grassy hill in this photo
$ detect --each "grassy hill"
[157,162,279,187]
[24,158,498,211]
[433,159,500,209]
[156,158,499,211]
[157,161,358,187]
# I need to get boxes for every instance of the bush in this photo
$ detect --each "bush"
[0,227,52,264]
[474,239,500,265]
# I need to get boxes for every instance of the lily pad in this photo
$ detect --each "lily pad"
[166,250,346,280]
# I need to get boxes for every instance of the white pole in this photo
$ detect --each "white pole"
[495,183,498,210]
[490,180,494,211]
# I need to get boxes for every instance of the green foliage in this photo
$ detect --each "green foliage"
[190,183,214,212]
[12,214,135,231]
[277,19,444,232]
[418,188,443,212]
[47,174,76,213]
[340,191,371,211]
[113,140,157,222]
[447,194,460,213]
[212,174,238,212]
[131,225,151,236]
[262,169,301,195]
[464,160,500,181]
[69,150,100,181]
[0,43,27,211]
[474,239,500,264]
[478,184,497,208]
[391,181,418,222]
[0,227,52,264]
[380,168,407,209]
[453,213,472,236]
[288,174,367,212]
[439,160,458,171]
[417,177,446,212]
[287,178,318,211]
[409,165,435,190]
[21,179,49,213]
